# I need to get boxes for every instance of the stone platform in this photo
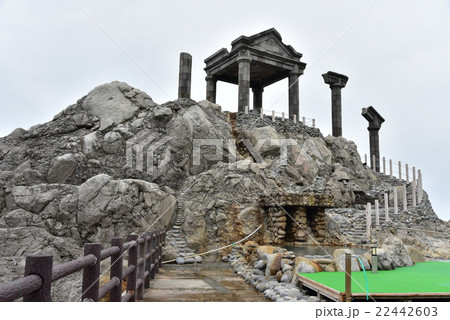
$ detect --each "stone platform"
[143,262,270,302]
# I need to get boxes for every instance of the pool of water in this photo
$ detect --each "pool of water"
[285,244,369,257]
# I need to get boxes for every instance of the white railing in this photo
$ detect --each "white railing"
[243,105,316,128]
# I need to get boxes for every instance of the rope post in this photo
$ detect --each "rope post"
[382,157,386,175]
[272,110,275,122]
[389,159,393,178]
[406,164,409,183]
[412,166,417,183]
[372,155,376,171]
[244,105,248,114]
[23,255,53,302]
[345,253,352,302]
[126,235,138,302]
[282,112,285,121]
[398,161,402,180]
[312,119,316,128]
[384,192,389,221]
[136,236,146,301]
[402,184,408,212]
[393,187,398,214]
[110,237,123,302]
[144,233,152,289]
[375,200,380,226]
[260,108,263,119]
[302,116,306,125]
[293,114,297,123]
[82,243,102,302]
[366,203,372,239]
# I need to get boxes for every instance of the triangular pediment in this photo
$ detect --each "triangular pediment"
[231,28,302,59]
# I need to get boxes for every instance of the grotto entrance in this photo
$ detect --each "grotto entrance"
[259,193,334,245]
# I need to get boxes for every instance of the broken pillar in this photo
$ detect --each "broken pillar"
[322,71,348,137]
[252,87,263,110]
[362,106,385,172]
[178,52,192,99]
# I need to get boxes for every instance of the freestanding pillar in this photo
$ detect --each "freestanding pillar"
[178,52,192,99]
[362,106,385,172]
[288,66,301,120]
[322,71,349,137]
[237,50,252,112]
[205,74,217,103]
[253,87,264,110]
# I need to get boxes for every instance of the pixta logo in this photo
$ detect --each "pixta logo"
[125,132,172,174]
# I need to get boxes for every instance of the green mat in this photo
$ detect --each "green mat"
[299,262,450,293]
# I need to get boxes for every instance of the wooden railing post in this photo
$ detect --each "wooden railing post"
[144,233,152,289]
[136,236,146,301]
[150,232,156,280]
[109,238,123,302]
[345,253,352,302]
[126,235,138,302]
[159,231,164,268]
[82,243,102,302]
[23,255,53,302]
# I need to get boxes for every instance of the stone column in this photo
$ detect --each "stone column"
[237,50,252,113]
[252,87,264,110]
[178,52,192,99]
[288,66,301,120]
[205,74,217,103]
[362,106,385,172]
[322,71,349,137]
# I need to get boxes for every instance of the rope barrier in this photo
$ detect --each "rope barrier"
[162,224,263,264]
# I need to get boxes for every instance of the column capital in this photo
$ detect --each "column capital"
[289,64,303,77]
[322,71,348,89]
[362,106,385,130]
[237,49,252,63]
[205,74,216,82]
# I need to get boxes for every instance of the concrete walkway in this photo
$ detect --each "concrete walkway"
[143,262,270,302]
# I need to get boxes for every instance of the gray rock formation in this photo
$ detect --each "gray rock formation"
[0,81,448,301]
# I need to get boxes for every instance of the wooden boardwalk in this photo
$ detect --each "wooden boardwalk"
[143,262,270,302]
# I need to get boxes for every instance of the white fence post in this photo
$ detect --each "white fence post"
[260,108,264,119]
[244,105,249,114]
[402,184,408,211]
[372,155,376,171]
[282,112,285,121]
[384,192,389,221]
[418,169,423,204]
[389,159,393,178]
[398,161,402,180]
[293,114,297,123]
[312,119,316,128]
[406,163,409,183]
[383,157,386,175]
[375,200,380,226]
[272,110,275,122]
[366,203,372,239]
[393,187,398,214]
[412,180,417,207]
[365,154,368,165]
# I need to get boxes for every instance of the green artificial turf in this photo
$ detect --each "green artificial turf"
[299,262,450,293]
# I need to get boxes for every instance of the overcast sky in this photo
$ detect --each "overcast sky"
[0,0,449,221]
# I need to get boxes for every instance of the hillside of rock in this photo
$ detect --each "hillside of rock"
[0,81,448,300]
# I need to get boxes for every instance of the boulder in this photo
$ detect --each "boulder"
[265,253,284,277]
[243,126,282,157]
[237,207,261,236]
[257,245,275,260]
[375,248,396,270]
[293,256,322,274]
[47,154,78,183]
[381,236,413,268]
[332,249,360,272]
[82,81,139,130]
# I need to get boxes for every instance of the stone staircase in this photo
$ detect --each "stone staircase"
[165,198,203,264]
